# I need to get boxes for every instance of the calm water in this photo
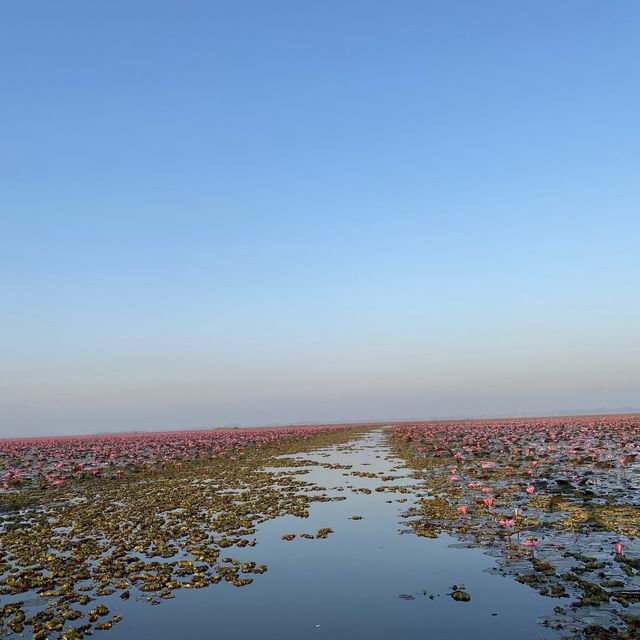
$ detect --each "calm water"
[95,430,561,639]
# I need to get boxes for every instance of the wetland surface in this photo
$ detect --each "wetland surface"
[1,419,639,639]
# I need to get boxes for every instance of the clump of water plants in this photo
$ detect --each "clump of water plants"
[388,415,640,639]
[0,425,364,637]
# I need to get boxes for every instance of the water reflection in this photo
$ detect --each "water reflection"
[103,430,561,640]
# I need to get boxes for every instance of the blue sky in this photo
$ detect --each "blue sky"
[2,1,639,436]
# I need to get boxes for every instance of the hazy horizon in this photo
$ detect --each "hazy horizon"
[2,1,640,438]
[3,407,640,440]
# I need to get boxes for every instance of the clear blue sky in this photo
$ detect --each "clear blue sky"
[2,1,639,436]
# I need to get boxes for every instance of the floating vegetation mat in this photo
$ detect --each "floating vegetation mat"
[0,426,364,638]
[389,415,640,640]
[3,416,639,639]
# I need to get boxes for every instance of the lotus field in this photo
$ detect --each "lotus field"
[0,416,639,639]
[0,425,358,490]
[390,415,640,637]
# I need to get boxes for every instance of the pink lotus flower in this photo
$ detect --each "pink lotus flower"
[499,518,515,527]
[0,423,360,490]
[615,542,623,556]
[523,538,539,548]
[457,505,468,515]
[483,498,494,507]
[525,485,535,494]
[468,482,478,489]
[481,487,491,494]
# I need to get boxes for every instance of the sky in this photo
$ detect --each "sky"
[2,1,640,437]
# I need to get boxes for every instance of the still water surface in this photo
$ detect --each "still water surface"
[101,430,560,639]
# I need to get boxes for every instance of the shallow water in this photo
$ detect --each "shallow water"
[96,429,561,640]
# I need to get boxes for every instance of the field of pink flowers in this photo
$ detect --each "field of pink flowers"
[390,415,640,638]
[0,423,365,638]
[0,424,358,491]
[1,416,638,639]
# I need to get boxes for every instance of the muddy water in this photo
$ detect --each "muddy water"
[101,429,561,640]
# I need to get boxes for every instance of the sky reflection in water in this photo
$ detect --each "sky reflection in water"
[102,431,560,640]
